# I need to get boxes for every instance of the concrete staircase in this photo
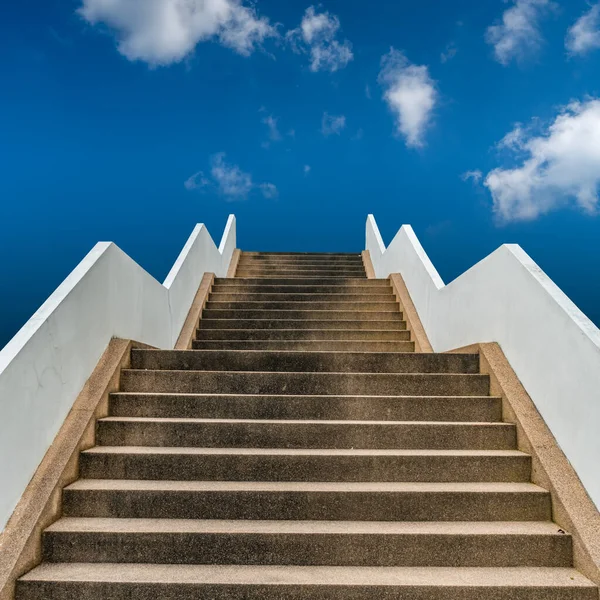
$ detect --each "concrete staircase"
[16,252,597,598]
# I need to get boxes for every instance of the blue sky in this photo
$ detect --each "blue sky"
[2,0,600,347]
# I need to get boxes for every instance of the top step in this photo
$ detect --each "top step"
[243,252,361,257]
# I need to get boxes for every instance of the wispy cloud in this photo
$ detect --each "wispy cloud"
[78,0,277,66]
[461,170,483,184]
[304,165,311,175]
[321,112,346,137]
[566,3,600,55]
[440,41,458,63]
[483,99,600,222]
[286,6,353,72]
[185,153,277,201]
[485,0,555,65]
[378,48,437,148]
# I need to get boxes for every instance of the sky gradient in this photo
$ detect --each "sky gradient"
[2,0,600,347]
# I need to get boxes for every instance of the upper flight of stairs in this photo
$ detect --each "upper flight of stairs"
[16,252,598,599]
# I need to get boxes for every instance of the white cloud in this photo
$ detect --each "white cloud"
[485,0,554,65]
[461,170,483,184]
[286,6,353,72]
[378,48,437,148]
[321,112,346,136]
[78,0,277,66]
[484,99,600,222]
[304,165,311,175]
[566,3,600,55]
[185,152,277,201]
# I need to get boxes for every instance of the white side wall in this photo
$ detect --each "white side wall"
[0,215,236,530]
[366,214,600,509]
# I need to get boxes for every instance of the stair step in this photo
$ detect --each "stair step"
[80,447,531,482]
[215,278,389,286]
[201,309,402,320]
[237,261,365,268]
[131,350,478,374]
[42,518,570,567]
[192,340,416,352]
[236,264,366,271]
[243,252,362,257]
[239,255,364,260]
[198,319,408,330]
[195,328,411,341]
[18,564,597,600]
[119,370,490,396]
[205,301,396,311]
[233,274,368,280]
[109,393,502,421]
[96,418,516,449]
[208,293,395,302]
[212,284,391,294]
[62,480,551,521]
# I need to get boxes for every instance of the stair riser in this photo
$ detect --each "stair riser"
[238,256,365,262]
[234,275,367,280]
[198,319,407,330]
[96,421,516,450]
[80,452,531,482]
[62,489,551,521]
[208,294,394,302]
[42,530,570,567]
[205,301,396,311]
[242,252,362,258]
[195,329,411,341]
[109,394,502,422]
[201,310,403,320]
[16,581,597,600]
[130,350,479,375]
[236,266,367,273]
[119,371,490,397]
[191,341,416,352]
[215,278,388,286]
[212,285,391,294]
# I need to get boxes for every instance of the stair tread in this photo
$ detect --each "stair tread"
[111,392,501,399]
[46,517,565,536]
[84,446,527,457]
[98,417,511,426]
[66,479,547,493]
[20,563,594,587]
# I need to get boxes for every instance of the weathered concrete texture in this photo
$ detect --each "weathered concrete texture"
[61,480,551,521]
[130,349,478,374]
[119,370,491,396]
[42,518,571,567]
[95,418,516,450]
[14,251,599,599]
[214,277,390,286]
[17,565,598,600]
[79,447,532,482]
[196,328,411,340]
[199,318,408,330]
[109,393,503,421]
[191,339,416,352]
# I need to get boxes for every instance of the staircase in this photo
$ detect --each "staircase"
[17,252,597,598]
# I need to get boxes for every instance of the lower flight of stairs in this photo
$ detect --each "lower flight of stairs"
[16,252,598,599]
